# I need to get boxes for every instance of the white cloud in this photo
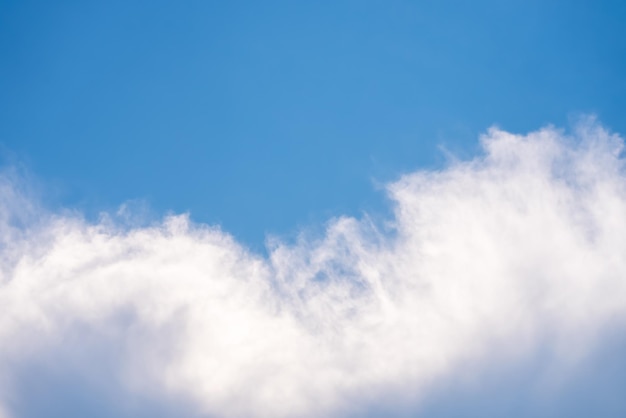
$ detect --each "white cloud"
[1,119,626,417]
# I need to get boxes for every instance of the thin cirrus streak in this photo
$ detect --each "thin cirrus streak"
[1,119,626,417]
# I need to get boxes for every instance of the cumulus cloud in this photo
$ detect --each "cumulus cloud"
[1,120,626,417]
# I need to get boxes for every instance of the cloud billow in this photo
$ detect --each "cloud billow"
[1,120,625,417]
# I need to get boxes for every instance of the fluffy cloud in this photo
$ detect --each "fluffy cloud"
[1,120,626,417]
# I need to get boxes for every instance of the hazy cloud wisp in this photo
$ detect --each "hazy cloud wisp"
[1,120,626,417]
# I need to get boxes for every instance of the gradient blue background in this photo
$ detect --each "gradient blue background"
[2,1,626,416]
[2,0,625,248]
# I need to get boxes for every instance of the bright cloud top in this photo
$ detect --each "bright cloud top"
[1,120,626,417]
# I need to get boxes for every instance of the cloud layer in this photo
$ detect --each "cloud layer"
[1,120,626,417]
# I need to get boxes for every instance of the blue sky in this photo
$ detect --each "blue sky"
[2,1,626,418]
[2,0,625,247]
